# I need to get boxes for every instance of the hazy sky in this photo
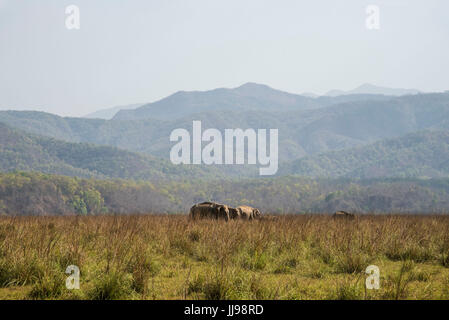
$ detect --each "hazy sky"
[0,0,448,116]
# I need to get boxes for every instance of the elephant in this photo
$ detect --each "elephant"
[235,205,262,220]
[332,211,355,219]
[189,202,230,221]
[228,207,241,220]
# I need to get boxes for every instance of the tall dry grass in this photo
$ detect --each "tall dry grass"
[0,214,449,299]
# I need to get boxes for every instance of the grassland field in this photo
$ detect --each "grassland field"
[1,214,449,300]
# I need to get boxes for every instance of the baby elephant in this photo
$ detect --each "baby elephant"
[235,205,262,220]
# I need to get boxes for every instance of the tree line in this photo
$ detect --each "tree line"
[2,172,449,215]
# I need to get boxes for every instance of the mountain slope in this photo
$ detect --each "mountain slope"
[84,103,144,119]
[112,82,392,121]
[113,82,324,121]
[1,92,449,164]
[0,123,219,180]
[281,130,449,178]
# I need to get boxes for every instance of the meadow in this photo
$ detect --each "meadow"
[1,214,449,300]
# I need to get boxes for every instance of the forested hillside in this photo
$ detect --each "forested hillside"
[2,86,449,216]
[2,172,449,215]
[2,89,447,163]
[0,123,219,180]
[281,130,449,178]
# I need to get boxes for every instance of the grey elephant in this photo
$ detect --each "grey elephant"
[332,211,355,219]
[228,207,241,220]
[189,202,230,221]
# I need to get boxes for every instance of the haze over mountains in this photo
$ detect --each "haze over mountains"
[112,83,405,121]
[79,83,420,120]
[325,83,421,97]
[1,82,449,180]
[84,103,144,120]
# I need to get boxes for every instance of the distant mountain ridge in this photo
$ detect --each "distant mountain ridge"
[113,82,319,121]
[1,91,449,165]
[325,83,421,97]
[112,82,394,121]
[84,103,145,120]
[83,83,419,122]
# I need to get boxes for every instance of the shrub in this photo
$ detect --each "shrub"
[329,279,362,300]
[381,261,414,300]
[334,252,370,274]
[241,252,268,271]
[187,274,206,296]
[28,272,65,299]
[0,260,13,287]
[88,272,133,300]
[273,257,297,274]
[203,276,230,300]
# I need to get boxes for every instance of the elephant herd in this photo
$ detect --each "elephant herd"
[189,203,355,221]
[189,202,261,221]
